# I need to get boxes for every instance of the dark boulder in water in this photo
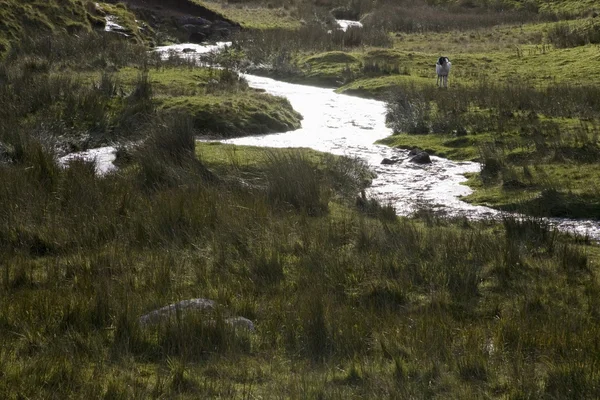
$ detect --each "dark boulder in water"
[409,151,432,164]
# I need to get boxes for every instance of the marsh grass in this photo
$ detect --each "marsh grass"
[263,150,329,216]
[232,23,391,79]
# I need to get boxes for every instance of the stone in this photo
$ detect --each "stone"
[225,317,256,332]
[139,299,256,333]
[409,151,432,164]
[139,298,216,325]
[381,158,398,165]
[212,20,232,28]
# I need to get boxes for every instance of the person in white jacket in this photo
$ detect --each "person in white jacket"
[436,57,452,88]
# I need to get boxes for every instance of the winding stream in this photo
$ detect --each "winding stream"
[63,42,600,240]
[222,73,600,240]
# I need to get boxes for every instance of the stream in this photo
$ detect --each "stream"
[62,42,600,240]
[221,73,600,240]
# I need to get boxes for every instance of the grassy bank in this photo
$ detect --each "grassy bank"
[0,0,157,54]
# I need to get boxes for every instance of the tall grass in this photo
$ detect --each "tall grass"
[0,34,161,155]
[386,80,600,135]
[263,150,329,215]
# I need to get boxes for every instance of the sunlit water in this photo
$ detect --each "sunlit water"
[59,146,117,175]
[64,42,599,240]
[336,20,363,31]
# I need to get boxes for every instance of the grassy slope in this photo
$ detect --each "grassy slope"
[0,0,92,52]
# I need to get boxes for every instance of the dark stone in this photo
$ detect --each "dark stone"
[455,126,468,136]
[182,48,196,53]
[409,151,432,164]
[182,23,201,32]
[408,148,421,156]
[381,158,398,165]
[0,142,11,164]
[189,32,207,43]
